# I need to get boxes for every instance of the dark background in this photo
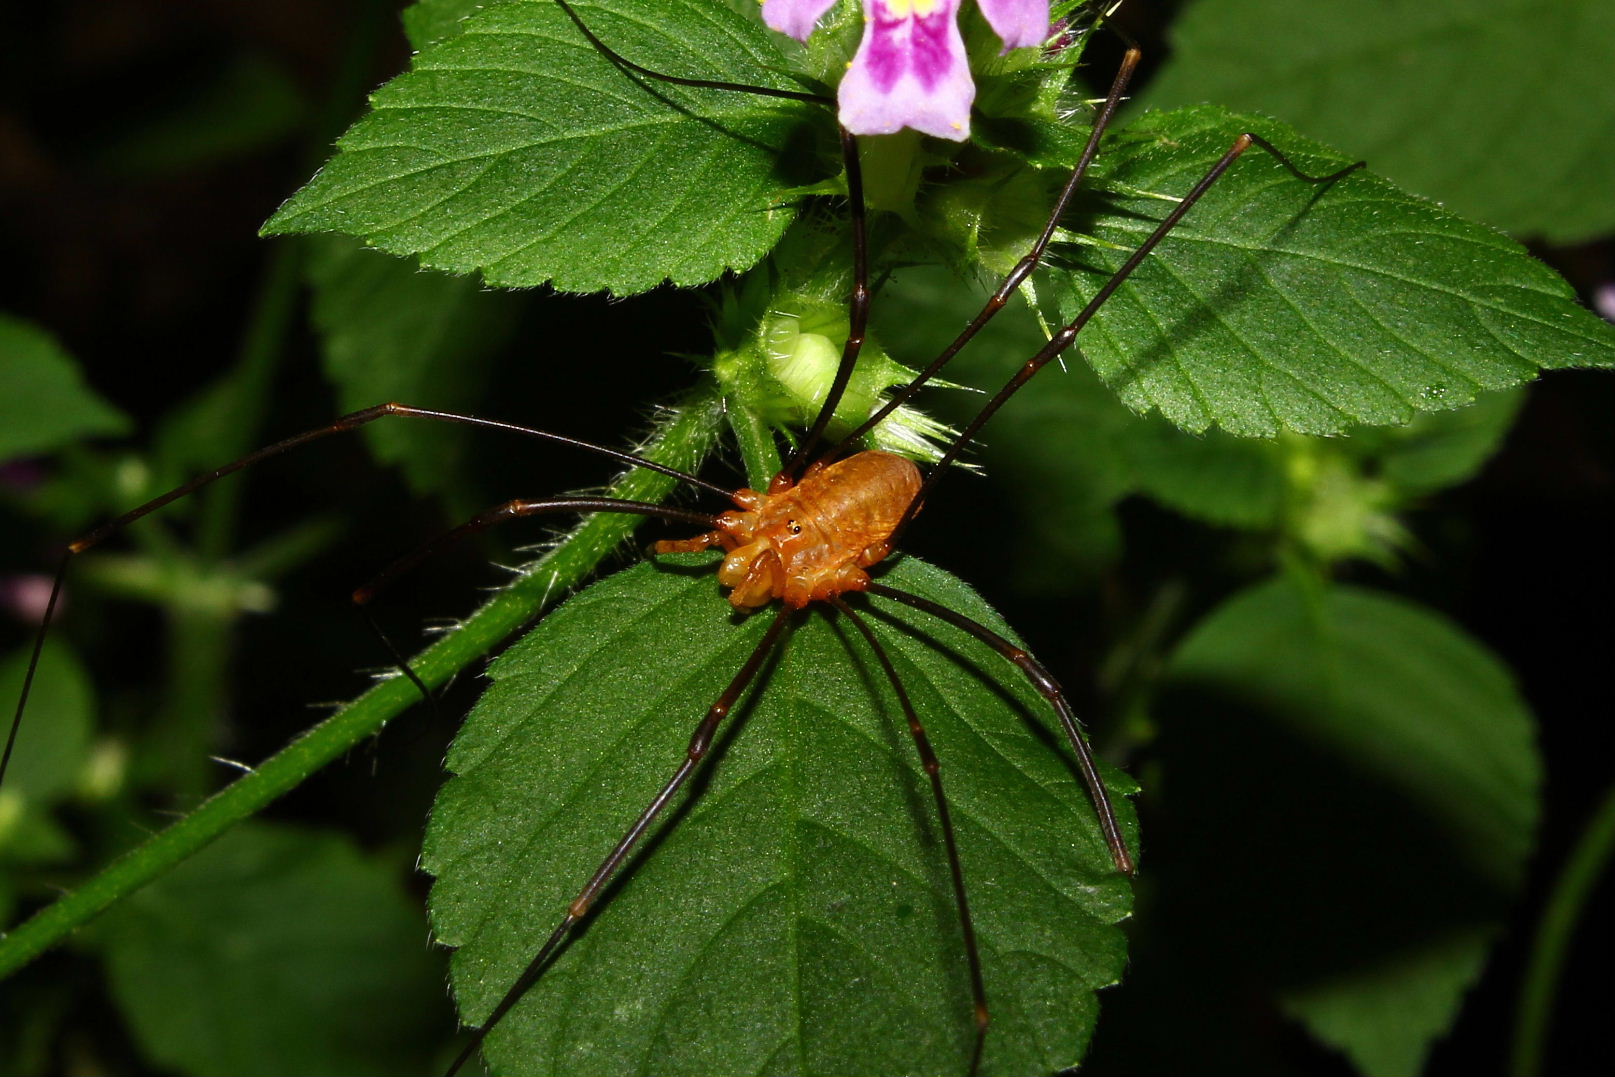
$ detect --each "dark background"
[1,1,1609,1074]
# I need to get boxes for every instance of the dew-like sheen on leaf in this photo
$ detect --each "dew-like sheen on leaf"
[425,556,1135,1076]
[265,0,818,294]
[1056,107,1615,437]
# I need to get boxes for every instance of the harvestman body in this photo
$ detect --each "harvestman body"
[657,452,921,609]
[1,1,1362,1073]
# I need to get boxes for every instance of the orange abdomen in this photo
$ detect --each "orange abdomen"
[778,452,921,557]
[668,451,924,609]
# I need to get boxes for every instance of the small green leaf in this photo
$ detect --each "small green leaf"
[267,0,821,295]
[0,315,130,462]
[1120,423,1286,530]
[0,646,94,809]
[426,556,1135,1076]
[1143,0,1615,243]
[99,822,448,1077]
[1280,926,1497,1077]
[306,236,520,498]
[1156,578,1542,1075]
[1055,106,1615,437]
[93,55,305,178]
[1351,387,1525,496]
[1117,387,1522,538]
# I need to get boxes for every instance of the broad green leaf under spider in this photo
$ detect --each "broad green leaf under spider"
[426,555,1137,1077]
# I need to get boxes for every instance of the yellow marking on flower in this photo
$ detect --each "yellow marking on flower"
[885,0,943,17]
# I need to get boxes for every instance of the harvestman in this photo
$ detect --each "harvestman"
[2,2,1362,1073]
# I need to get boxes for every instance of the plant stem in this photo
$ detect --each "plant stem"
[0,387,725,980]
[728,393,783,489]
[1508,778,1615,1077]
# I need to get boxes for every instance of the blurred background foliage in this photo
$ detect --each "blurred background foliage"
[0,0,1610,1074]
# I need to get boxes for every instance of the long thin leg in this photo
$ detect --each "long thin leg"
[829,42,1145,458]
[2,403,727,793]
[0,555,69,793]
[355,601,441,722]
[890,134,1363,543]
[73,403,725,552]
[780,124,871,483]
[546,0,871,486]
[445,603,796,1077]
[350,496,720,718]
[351,497,720,606]
[832,597,990,1077]
[865,582,1134,876]
[551,0,830,107]
[842,134,1361,468]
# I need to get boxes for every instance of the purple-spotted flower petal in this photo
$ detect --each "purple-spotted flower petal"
[842,0,973,140]
[761,0,840,41]
[761,1,1052,141]
[976,0,1050,50]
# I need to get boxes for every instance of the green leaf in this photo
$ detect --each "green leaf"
[1120,423,1286,529]
[1118,387,1523,541]
[92,55,305,178]
[1155,578,1541,1075]
[0,315,130,462]
[0,645,94,811]
[266,0,821,295]
[1350,387,1525,496]
[1142,0,1615,244]
[306,236,521,498]
[426,555,1136,1076]
[1054,106,1615,437]
[1115,387,1523,535]
[1280,926,1498,1077]
[99,822,448,1077]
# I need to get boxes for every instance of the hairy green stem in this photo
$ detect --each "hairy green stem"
[1508,779,1615,1077]
[0,387,725,979]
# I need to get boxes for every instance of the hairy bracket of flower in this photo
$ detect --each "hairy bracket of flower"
[763,0,1050,139]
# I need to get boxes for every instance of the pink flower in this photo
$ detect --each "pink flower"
[762,0,1051,141]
